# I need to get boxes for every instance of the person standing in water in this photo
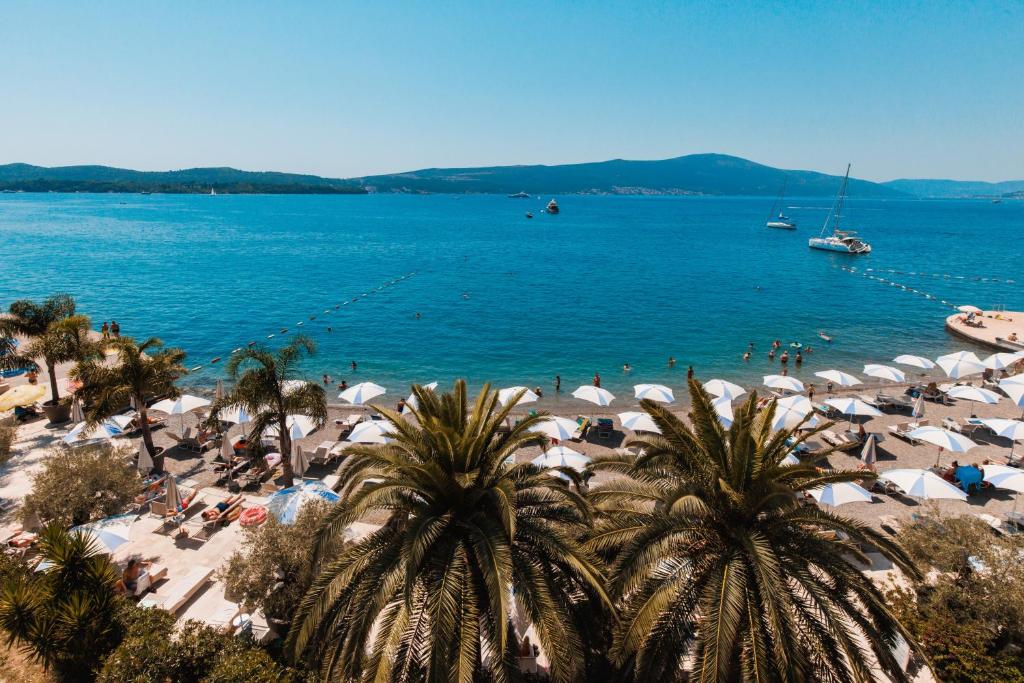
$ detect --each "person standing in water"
[687,366,694,380]
[593,373,601,388]
[350,360,357,372]
[668,356,676,368]
[554,375,561,392]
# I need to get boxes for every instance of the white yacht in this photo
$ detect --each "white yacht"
[809,164,871,254]
[765,178,796,229]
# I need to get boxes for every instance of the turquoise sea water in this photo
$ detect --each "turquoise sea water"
[2,193,1021,401]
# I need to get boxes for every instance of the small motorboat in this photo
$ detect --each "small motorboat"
[546,199,560,214]
[525,212,533,219]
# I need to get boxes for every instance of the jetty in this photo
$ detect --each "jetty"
[945,309,1024,351]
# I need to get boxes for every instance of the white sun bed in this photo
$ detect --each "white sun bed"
[139,566,215,614]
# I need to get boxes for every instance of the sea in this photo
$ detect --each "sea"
[2,193,1021,404]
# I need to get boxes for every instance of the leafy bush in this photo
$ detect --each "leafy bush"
[0,419,16,466]
[99,609,294,682]
[219,500,331,623]
[20,444,140,527]
[888,511,1024,682]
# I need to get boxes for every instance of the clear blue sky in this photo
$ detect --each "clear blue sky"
[2,1,1021,181]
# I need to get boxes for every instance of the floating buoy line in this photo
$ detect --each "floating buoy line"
[835,265,973,312]
[861,267,1015,285]
[186,272,417,373]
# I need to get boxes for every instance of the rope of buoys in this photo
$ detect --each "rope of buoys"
[862,267,1015,284]
[188,271,417,373]
[834,265,959,311]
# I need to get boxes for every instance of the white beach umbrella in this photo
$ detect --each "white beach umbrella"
[713,395,734,428]
[983,352,1024,370]
[107,413,135,431]
[151,394,212,416]
[531,446,591,473]
[281,379,312,395]
[618,411,661,434]
[345,420,392,444]
[1003,373,1024,386]
[998,379,1024,412]
[704,379,746,400]
[815,370,861,387]
[946,385,1001,406]
[633,384,675,403]
[571,386,615,406]
[291,441,310,477]
[878,469,968,501]
[763,375,804,393]
[137,443,154,473]
[957,305,983,314]
[70,398,85,424]
[498,386,539,407]
[218,404,255,425]
[936,351,986,379]
[908,426,977,452]
[824,397,884,418]
[264,414,318,439]
[863,364,906,383]
[782,453,800,466]
[529,416,581,441]
[402,381,438,414]
[982,464,1024,514]
[64,420,124,445]
[980,418,1024,459]
[771,395,813,431]
[893,355,936,370]
[339,382,386,405]
[809,482,873,507]
[72,514,136,553]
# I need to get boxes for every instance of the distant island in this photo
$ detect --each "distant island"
[1,155,1021,198]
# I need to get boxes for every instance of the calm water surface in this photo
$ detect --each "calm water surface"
[2,193,1021,402]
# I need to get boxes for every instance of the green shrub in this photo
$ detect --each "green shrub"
[0,419,16,466]
[20,444,140,527]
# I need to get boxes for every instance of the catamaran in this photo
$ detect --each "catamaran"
[765,178,796,229]
[808,164,871,254]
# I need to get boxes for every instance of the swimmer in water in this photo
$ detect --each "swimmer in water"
[623,363,631,373]
[768,349,775,360]
[743,351,751,361]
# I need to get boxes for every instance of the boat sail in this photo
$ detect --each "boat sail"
[765,178,796,229]
[808,164,871,254]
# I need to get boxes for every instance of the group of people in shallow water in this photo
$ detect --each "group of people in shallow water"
[739,340,815,370]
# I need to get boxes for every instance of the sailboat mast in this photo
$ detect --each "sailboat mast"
[834,164,851,232]
[765,176,787,224]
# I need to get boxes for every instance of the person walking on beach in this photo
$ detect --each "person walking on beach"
[807,384,815,401]
[593,372,601,388]
[101,321,109,338]
[554,375,561,392]
[110,320,120,337]
[687,365,694,381]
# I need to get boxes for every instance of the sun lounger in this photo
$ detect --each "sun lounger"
[571,417,591,441]
[821,430,859,451]
[975,513,1005,536]
[246,608,275,644]
[132,563,168,596]
[878,515,903,536]
[238,452,281,488]
[140,566,214,614]
[596,418,613,438]
[189,496,245,542]
[875,393,913,412]
[321,473,341,491]
[1006,511,1024,530]
[309,443,332,465]
[206,601,242,633]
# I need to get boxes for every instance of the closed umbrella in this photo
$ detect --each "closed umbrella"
[878,469,968,501]
[704,379,746,400]
[633,384,674,403]
[763,375,804,393]
[936,351,986,379]
[771,395,812,431]
[815,370,861,387]
[0,384,46,411]
[220,429,235,461]
[893,355,936,370]
[265,481,340,524]
[860,436,878,468]
[345,420,392,444]
[618,411,661,434]
[72,514,135,553]
[980,418,1024,461]
[498,386,539,407]
[529,416,580,441]
[339,382,386,405]
[291,441,310,477]
[863,364,905,383]
[70,398,85,423]
[165,477,182,514]
[809,482,873,506]
[571,386,615,406]
[911,395,925,419]
[137,443,154,473]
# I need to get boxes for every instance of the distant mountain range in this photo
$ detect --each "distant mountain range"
[880,178,1024,199]
[0,155,1019,198]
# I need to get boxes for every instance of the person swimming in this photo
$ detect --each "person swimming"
[743,351,751,361]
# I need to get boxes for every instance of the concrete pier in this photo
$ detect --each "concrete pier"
[945,309,1024,351]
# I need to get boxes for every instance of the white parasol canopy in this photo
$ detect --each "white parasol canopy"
[402,381,439,414]
[263,414,318,440]
[218,404,255,425]
[529,416,581,441]
[498,386,539,407]
[531,446,590,473]
[633,384,675,403]
[344,421,392,444]
[770,395,813,431]
[809,482,873,506]
[824,397,884,418]
[64,420,124,445]
[703,379,746,400]
[339,382,386,405]
[763,375,804,393]
[893,354,936,370]
[815,370,861,387]
[713,395,734,428]
[72,514,136,553]
[936,351,986,379]
[617,411,661,433]
[908,426,977,452]
[878,469,968,501]
[983,351,1024,370]
[571,386,615,406]
[863,364,906,383]
[151,394,211,415]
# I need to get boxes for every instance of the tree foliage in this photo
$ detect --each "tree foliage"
[587,380,920,682]
[20,444,140,527]
[287,380,612,683]
[220,500,331,623]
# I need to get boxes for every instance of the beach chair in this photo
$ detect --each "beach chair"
[1006,511,1024,530]
[206,601,242,634]
[246,608,275,644]
[308,444,332,465]
[878,515,903,536]
[596,418,613,439]
[132,563,168,597]
[140,566,214,614]
[571,417,591,441]
[190,496,245,542]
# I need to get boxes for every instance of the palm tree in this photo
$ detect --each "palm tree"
[71,336,187,472]
[587,380,921,683]
[0,525,123,682]
[0,294,93,405]
[286,380,612,683]
[209,336,327,487]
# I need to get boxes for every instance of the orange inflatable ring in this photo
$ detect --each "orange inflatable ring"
[239,505,267,527]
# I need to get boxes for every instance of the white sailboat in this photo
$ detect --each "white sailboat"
[765,178,796,229]
[808,164,871,254]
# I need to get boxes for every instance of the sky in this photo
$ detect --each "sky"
[2,1,1022,182]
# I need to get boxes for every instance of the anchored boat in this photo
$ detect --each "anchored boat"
[765,178,796,229]
[809,164,871,254]
[546,199,560,214]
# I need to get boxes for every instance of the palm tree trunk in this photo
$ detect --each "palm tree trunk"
[279,411,295,487]
[46,359,60,404]
[138,400,162,472]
